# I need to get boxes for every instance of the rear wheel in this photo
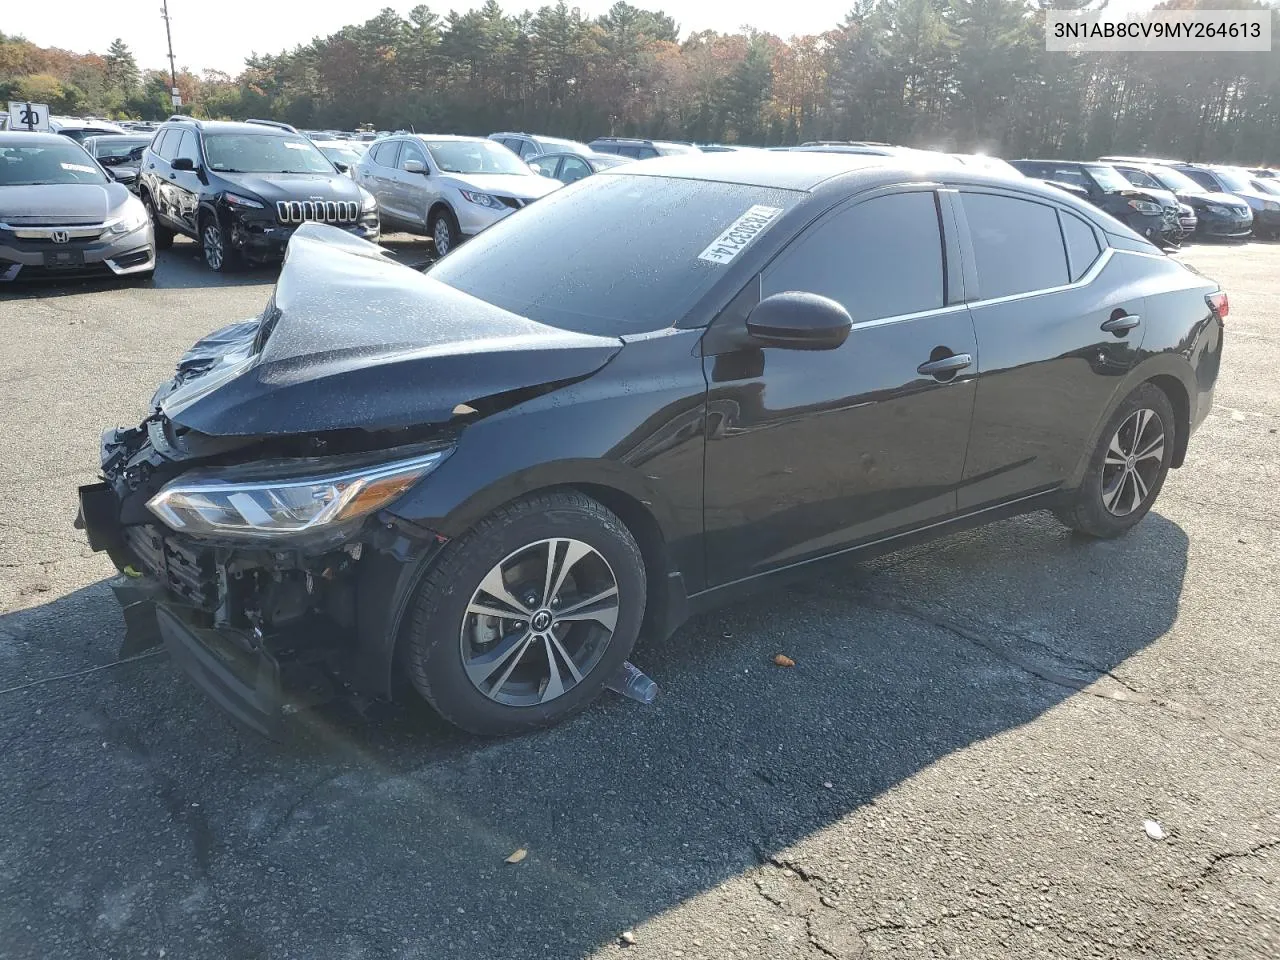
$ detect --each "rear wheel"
[1056,383,1175,538]
[402,491,646,736]
[142,193,173,250]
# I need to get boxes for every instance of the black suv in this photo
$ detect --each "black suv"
[138,117,379,271]
[1009,159,1177,245]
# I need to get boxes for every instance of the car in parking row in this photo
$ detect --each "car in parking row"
[1099,157,1257,239]
[527,150,630,185]
[81,134,152,192]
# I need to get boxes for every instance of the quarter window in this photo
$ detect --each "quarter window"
[762,191,945,322]
[961,193,1069,300]
[1059,210,1101,282]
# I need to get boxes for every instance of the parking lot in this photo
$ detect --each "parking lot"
[0,233,1277,959]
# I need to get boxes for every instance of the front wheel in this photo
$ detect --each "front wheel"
[1056,382,1175,538]
[199,212,238,273]
[402,491,646,736]
[429,207,460,257]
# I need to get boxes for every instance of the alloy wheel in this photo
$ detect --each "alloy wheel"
[1101,407,1165,517]
[433,217,452,256]
[459,538,620,707]
[202,222,223,270]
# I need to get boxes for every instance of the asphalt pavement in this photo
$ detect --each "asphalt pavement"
[0,233,1276,960]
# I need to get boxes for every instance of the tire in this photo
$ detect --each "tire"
[143,193,174,250]
[429,207,460,257]
[1056,382,1176,538]
[199,210,237,273]
[402,490,646,736]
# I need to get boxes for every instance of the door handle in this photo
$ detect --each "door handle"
[1101,313,1141,335]
[917,353,973,377]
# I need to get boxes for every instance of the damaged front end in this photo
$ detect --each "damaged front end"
[76,223,622,735]
[78,415,453,737]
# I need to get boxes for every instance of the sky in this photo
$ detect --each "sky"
[9,0,860,75]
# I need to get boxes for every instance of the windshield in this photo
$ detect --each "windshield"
[1212,167,1255,193]
[1084,164,1134,192]
[90,137,150,160]
[203,133,335,174]
[0,140,106,186]
[429,174,802,334]
[1252,178,1280,196]
[318,145,364,166]
[1143,166,1206,194]
[424,139,531,175]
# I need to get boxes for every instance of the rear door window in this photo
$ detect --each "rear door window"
[961,192,1070,300]
[763,190,945,321]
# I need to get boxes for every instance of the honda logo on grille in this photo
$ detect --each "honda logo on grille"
[50,231,70,244]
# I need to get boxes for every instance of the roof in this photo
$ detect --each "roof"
[164,119,296,135]
[0,131,71,146]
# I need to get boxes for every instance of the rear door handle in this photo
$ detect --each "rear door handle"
[917,353,973,377]
[1101,313,1141,335]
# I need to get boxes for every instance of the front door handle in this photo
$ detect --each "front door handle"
[917,353,973,377]
[1101,313,1141,335]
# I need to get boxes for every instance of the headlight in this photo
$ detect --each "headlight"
[359,188,377,212]
[1264,200,1280,212]
[459,190,503,209]
[1205,203,1227,215]
[224,193,264,209]
[1127,199,1162,215]
[108,202,149,234]
[146,450,448,539]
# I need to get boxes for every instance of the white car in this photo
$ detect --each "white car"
[356,134,561,255]
[311,139,366,179]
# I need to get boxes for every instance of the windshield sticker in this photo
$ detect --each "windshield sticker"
[60,162,97,173]
[284,142,310,150]
[698,205,783,264]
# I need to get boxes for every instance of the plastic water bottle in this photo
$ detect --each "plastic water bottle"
[605,661,659,705]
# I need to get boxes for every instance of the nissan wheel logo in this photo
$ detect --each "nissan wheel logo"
[51,231,70,244]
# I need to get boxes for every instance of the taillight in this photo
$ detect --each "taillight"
[1206,291,1228,320]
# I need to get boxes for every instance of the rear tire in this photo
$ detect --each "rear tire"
[402,491,646,736]
[143,193,174,250]
[1055,383,1175,538]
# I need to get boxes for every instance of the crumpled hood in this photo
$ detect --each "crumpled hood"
[442,172,561,200]
[162,223,622,437]
[0,182,128,224]
[216,171,363,204]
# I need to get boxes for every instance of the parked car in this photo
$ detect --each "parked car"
[696,144,757,152]
[1102,162,1198,239]
[138,117,378,272]
[1170,163,1280,238]
[1101,158,1253,240]
[489,132,593,160]
[0,131,154,281]
[49,116,128,142]
[311,139,366,179]
[82,134,152,192]
[527,150,629,185]
[950,154,1024,177]
[1247,167,1279,179]
[76,152,1224,738]
[1009,160,1177,246]
[588,137,699,159]
[356,134,559,255]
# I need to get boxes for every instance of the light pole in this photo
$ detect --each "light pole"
[160,0,179,109]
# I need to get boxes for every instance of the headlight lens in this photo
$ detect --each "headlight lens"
[459,190,503,209]
[1264,200,1280,211]
[108,202,149,234]
[146,450,448,539]
[359,188,377,212]
[1127,199,1162,215]
[224,193,264,209]
[1205,203,1227,215]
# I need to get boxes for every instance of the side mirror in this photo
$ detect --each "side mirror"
[333,161,349,173]
[746,291,852,351]
[402,159,426,174]
[171,157,195,172]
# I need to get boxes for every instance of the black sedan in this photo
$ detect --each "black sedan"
[1009,159,1176,245]
[76,153,1224,737]
[527,150,629,184]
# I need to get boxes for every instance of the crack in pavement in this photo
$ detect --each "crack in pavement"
[1179,837,1280,892]
[840,587,1280,764]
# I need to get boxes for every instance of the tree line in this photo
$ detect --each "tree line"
[3,0,1279,163]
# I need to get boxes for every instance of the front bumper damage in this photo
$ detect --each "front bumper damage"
[77,425,446,738]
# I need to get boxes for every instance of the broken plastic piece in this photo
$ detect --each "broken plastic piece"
[605,661,659,705]
[1143,819,1166,840]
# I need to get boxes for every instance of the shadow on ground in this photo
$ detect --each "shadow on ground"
[0,509,1188,960]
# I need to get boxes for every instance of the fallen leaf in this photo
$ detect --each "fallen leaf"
[773,654,796,668]
[505,848,528,864]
